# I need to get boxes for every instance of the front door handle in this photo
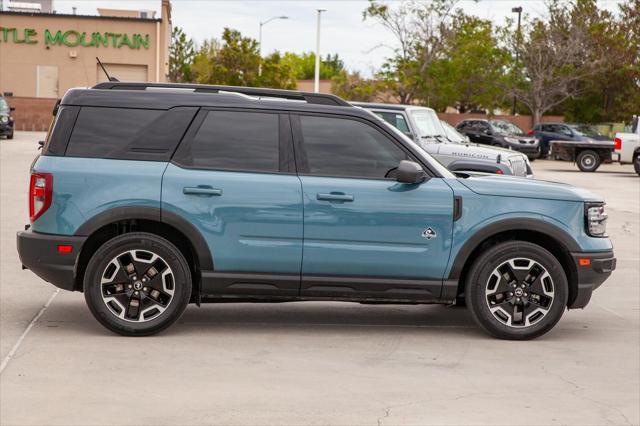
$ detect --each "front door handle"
[183,186,223,196]
[317,193,354,202]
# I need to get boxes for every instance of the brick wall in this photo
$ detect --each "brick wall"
[6,97,57,132]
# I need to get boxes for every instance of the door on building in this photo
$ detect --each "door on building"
[36,65,59,98]
[96,64,148,83]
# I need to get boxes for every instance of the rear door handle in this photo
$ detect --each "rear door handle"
[317,193,354,202]
[183,186,223,196]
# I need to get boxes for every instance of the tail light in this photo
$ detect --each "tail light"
[496,169,504,174]
[527,129,534,135]
[614,137,622,150]
[29,173,53,222]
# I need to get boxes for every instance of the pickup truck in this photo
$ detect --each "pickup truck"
[614,116,640,175]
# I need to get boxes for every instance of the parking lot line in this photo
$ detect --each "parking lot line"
[0,288,59,374]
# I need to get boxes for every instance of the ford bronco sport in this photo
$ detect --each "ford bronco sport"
[17,83,616,339]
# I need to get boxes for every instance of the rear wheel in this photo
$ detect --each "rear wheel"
[465,241,568,340]
[576,150,601,172]
[84,232,192,336]
[634,154,640,176]
[7,131,13,140]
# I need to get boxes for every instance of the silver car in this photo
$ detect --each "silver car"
[353,102,533,178]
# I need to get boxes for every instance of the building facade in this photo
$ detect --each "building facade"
[0,0,171,130]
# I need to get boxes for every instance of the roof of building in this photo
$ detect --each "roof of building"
[0,10,162,22]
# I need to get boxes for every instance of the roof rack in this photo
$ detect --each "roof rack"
[92,82,352,107]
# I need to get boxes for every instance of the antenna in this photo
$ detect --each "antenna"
[96,57,119,82]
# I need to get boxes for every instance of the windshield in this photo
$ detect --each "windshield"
[440,120,466,144]
[410,109,446,138]
[0,98,8,114]
[569,124,602,137]
[362,109,456,178]
[490,120,524,135]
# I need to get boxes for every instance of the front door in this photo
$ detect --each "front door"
[162,109,303,297]
[293,114,454,301]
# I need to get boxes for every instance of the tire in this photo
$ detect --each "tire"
[465,241,568,340]
[576,150,601,172]
[6,132,13,140]
[527,155,536,162]
[634,155,640,176]
[84,232,192,336]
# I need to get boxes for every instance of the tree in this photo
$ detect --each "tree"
[562,0,640,122]
[190,28,297,89]
[168,26,195,83]
[509,0,607,124]
[428,13,511,112]
[331,70,383,101]
[364,0,458,104]
[282,52,344,80]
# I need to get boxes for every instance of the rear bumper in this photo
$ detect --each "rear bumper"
[568,250,616,309]
[17,228,86,291]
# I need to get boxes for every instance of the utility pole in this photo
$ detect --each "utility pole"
[314,9,326,93]
[258,16,288,77]
[511,6,523,115]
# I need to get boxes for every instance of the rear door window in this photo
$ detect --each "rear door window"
[174,110,280,173]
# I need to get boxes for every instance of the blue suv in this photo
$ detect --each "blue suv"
[17,83,616,339]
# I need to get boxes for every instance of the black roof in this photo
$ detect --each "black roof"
[61,82,370,117]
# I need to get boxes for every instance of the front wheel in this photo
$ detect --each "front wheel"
[576,150,601,172]
[465,241,568,340]
[84,232,192,336]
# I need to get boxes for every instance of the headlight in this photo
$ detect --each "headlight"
[585,203,608,237]
[504,137,518,144]
[0,116,8,123]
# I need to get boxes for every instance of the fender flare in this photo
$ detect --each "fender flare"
[447,218,581,280]
[74,206,213,270]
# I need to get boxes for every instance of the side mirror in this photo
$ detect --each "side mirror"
[396,160,426,184]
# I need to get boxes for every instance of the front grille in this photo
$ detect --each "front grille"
[509,157,527,177]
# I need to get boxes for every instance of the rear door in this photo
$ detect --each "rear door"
[162,109,303,297]
[293,113,454,301]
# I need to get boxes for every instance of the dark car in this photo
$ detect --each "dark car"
[0,95,15,139]
[456,119,539,160]
[532,123,611,157]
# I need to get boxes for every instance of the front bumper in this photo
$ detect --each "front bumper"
[0,122,13,135]
[17,228,86,291]
[510,144,539,155]
[568,250,616,309]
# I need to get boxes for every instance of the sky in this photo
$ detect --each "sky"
[50,0,624,76]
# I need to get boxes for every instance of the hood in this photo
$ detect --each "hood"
[459,175,603,202]
[436,143,523,161]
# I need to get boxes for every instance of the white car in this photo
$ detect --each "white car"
[614,116,640,175]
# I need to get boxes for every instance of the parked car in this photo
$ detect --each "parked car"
[614,115,640,175]
[0,95,15,139]
[353,102,533,178]
[456,119,540,160]
[17,82,615,340]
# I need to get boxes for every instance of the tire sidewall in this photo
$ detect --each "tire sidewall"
[577,151,600,172]
[84,233,192,336]
[465,241,568,340]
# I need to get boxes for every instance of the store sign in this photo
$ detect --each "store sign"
[0,27,150,49]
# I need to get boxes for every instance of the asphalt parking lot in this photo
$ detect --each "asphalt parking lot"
[1,131,638,426]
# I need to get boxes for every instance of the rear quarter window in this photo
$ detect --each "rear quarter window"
[65,107,197,161]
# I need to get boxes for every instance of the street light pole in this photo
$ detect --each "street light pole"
[511,6,523,115]
[314,9,326,93]
[258,16,289,77]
